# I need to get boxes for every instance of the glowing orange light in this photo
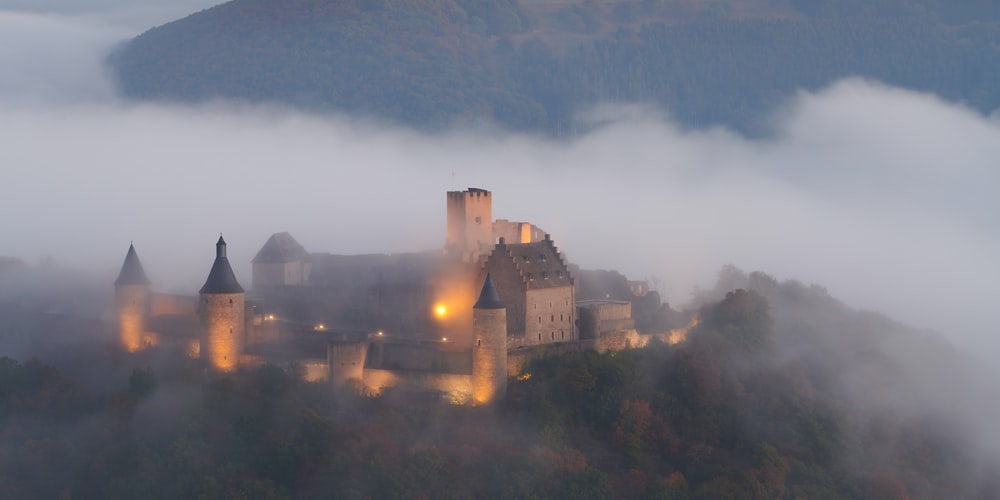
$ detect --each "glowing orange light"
[434,304,448,318]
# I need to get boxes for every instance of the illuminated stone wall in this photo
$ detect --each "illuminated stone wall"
[592,328,643,352]
[507,329,688,377]
[472,306,506,405]
[362,368,472,404]
[116,284,149,353]
[492,219,546,245]
[328,340,368,387]
[372,341,472,373]
[429,261,479,341]
[201,292,245,373]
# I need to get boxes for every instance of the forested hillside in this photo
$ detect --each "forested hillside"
[109,0,1000,134]
[1,268,997,498]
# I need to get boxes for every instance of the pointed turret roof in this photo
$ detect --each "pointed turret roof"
[200,235,244,294]
[115,243,150,286]
[474,273,504,310]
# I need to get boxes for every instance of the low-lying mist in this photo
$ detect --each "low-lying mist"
[0,5,997,364]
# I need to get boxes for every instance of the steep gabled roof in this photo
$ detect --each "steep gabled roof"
[115,243,151,286]
[474,273,504,309]
[486,236,573,291]
[252,232,309,264]
[200,236,244,294]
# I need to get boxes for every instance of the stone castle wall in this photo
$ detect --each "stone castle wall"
[524,287,576,345]
[506,329,653,376]
[150,293,197,317]
[362,368,472,404]
[483,244,528,334]
[373,340,472,374]
[252,261,310,288]
[493,219,546,245]
[577,300,634,339]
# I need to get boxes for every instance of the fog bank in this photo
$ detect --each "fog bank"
[0,5,997,362]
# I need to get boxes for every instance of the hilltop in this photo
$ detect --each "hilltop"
[109,0,1000,134]
[1,263,998,498]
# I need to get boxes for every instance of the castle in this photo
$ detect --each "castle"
[115,188,690,404]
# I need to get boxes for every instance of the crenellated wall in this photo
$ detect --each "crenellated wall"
[446,188,494,262]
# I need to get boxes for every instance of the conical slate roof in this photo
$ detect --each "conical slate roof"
[252,232,309,263]
[200,236,244,294]
[474,273,504,310]
[115,243,150,286]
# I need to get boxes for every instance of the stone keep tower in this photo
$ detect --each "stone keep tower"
[472,273,507,405]
[199,236,245,373]
[446,188,493,263]
[114,243,151,353]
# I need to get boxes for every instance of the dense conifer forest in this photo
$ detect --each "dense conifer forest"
[110,0,1000,134]
[1,268,996,499]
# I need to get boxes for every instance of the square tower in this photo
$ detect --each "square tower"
[446,188,494,262]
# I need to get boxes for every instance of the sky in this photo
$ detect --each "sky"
[0,2,998,360]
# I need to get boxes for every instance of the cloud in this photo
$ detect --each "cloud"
[0,0,222,29]
[0,8,997,364]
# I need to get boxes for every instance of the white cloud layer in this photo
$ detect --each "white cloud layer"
[0,6,997,361]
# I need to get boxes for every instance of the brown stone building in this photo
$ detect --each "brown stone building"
[481,235,576,347]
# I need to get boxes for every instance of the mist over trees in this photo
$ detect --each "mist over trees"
[109,0,1000,134]
[3,0,1000,497]
[1,264,997,498]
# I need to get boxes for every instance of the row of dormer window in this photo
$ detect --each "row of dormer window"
[526,270,564,281]
[521,254,548,263]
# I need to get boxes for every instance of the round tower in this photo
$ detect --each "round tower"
[328,335,370,389]
[472,273,507,405]
[199,236,246,373]
[114,243,151,353]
